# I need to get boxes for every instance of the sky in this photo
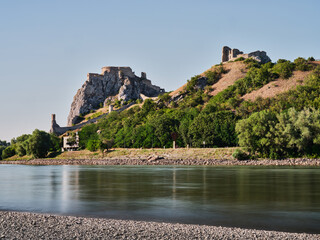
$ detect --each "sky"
[0,0,320,141]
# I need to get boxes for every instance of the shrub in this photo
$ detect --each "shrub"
[272,60,295,79]
[2,146,15,159]
[16,143,27,156]
[86,140,100,152]
[185,75,201,93]
[308,57,315,61]
[99,139,114,152]
[205,70,220,85]
[232,149,250,160]
[234,57,245,62]
[294,57,311,71]
[244,58,260,69]
[0,146,6,160]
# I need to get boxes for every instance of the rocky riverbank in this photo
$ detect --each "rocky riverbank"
[0,211,318,240]
[1,157,320,166]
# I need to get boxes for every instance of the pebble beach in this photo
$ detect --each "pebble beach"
[0,211,319,240]
[1,157,320,166]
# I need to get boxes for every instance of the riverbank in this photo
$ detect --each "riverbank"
[1,148,320,166]
[0,211,318,240]
[1,157,320,166]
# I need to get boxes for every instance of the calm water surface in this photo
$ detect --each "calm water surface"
[0,165,319,233]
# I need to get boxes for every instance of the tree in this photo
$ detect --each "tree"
[188,111,237,147]
[99,139,114,154]
[236,110,280,158]
[0,146,6,160]
[148,112,179,148]
[16,143,27,157]
[276,108,320,155]
[14,134,31,156]
[1,146,15,159]
[86,140,100,152]
[78,124,99,149]
[28,129,53,158]
[0,140,9,147]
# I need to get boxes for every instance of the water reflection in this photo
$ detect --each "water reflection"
[0,165,319,233]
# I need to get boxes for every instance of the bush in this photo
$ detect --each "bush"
[272,60,295,79]
[16,143,27,156]
[2,146,15,159]
[232,149,250,160]
[185,75,201,93]
[86,140,100,152]
[234,57,245,62]
[205,70,220,85]
[0,146,6,160]
[99,139,114,152]
[294,57,311,71]
[244,58,260,69]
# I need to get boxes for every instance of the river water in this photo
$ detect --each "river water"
[0,165,319,233]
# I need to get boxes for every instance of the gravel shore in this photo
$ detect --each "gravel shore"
[1,157,320,166]
[0,211,319,240]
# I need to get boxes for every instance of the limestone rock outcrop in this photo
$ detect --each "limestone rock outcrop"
[222,46,271,64]
[67,66,164,126]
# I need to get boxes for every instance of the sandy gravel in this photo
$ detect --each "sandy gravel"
[0,211,319,240]
[1,158,320,166]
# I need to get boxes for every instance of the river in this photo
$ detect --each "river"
[0,165,319,233]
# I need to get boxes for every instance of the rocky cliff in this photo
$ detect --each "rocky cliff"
[67,66,165,126]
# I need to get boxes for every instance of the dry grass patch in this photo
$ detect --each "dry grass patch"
[242,70,311,101]
[207,62,247,96]
[53,147,239,160]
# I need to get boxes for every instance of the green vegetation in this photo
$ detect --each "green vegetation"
[2,146,15,159]
[0,140,10,160]
[236,108,320,159]
[72,58,320,159]
[1,130,60,160]
[86,111,104,120]
[3,57,320,160]
[232,149,251,160]
[294,57,312,71]
[272,59,295,79]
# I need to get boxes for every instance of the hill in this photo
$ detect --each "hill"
[3,47,320,160]
[64,49,320,159]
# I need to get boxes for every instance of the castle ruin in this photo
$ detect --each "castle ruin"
[222,46,271,64]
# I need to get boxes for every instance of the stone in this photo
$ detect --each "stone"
[221,46,271,64]
[67,66,165,126]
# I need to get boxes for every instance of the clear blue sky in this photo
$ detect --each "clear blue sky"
[0,0,319,141]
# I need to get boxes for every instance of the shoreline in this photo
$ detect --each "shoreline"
[0,211,319,239]
[1,158,320,166]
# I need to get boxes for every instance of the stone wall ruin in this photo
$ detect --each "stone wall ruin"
[222,46,271,64]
